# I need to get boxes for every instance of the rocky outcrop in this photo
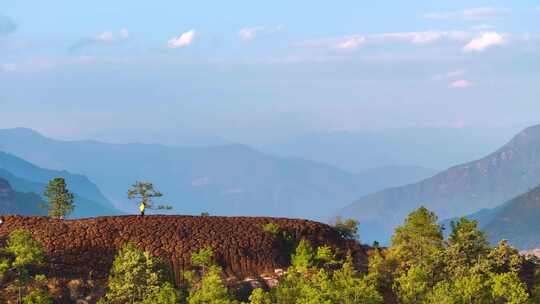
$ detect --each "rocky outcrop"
[0,215,366,285]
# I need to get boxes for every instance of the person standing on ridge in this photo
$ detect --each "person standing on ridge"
[139,202,145,217]
[128,181,172,218]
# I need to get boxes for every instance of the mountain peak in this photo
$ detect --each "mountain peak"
[0,127,46,139]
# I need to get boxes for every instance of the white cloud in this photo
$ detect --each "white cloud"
[463,32,505,52]
[297,31,471,52]
[373,31,470,44]
[94,29,130,43]
[449,79,473,89]
[0,63,17,72]
[238,25,283,41]
[336,36,366,50]
[434,69,467,80]
[119,28,129,39]
[95,31,115,42]
[168,30,196,48]
[238,27,264,41]
[424,7,507,20]
[70,28,130,51]
[471,24,494,31]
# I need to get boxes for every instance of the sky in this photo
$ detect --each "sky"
[0,0,539,144]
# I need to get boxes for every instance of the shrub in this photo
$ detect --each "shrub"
[262,223,280,235]
[332,217,359,240]
[100,243,177,304]
[186,247,238,304]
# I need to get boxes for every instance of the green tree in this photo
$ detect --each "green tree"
[332,217,359,240]
[330,255,383,304]
[101,243,177,304]
[452,273,492,303]
[391,207,444,272]
[261,223,280,235]
[42,177,75,219]
[186,247,237,304]
[488,240,524,274]
[490,272,529,304]
[424,281,457,304]
[394,265,431,304]
[127,181,172,211]
[274,243,382,304]
[141,282,181,304]
[248,288,272,304]
[290,240,315,273]
[445,218,490,278]
[191,246,215,273]
[4,229,47,303]
[22,284,53,304]
[367,248,397,295]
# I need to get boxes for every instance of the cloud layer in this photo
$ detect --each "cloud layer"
[424,7,507,20]
[168,30,196,48]
[449,79,473,89]
[238,25,283,41]
[463,32,505,52]
[70,28,130,51]
[298,31,472,52]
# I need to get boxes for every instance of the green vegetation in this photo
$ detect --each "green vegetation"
[127,181,172,211]
[0,229,52,303]
[3,207,537,304]
[90,207,540,303]
[332,217,359,240]
[261,223,280,235]
[261,222,295,258]
[367,207,536,304]
[42,177,75,219]
[99,243,180,304]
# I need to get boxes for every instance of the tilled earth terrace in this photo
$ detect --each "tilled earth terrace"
[0,215,367,283]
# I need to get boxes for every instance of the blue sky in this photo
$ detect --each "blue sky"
[0,1,539,144]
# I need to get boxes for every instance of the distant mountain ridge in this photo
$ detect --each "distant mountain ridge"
[0,128,435,220]
[337,123,540,244]
[454,184,540,250]
[0,178,44,215]
[256,127,520,173]
[0,150,120,217]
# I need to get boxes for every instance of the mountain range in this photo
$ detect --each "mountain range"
[0,151,120,217]
[0,177,45,215]
[0,128,436,220]
[337,124,540,244]
[256,127,521,173]
[450,184,540,250]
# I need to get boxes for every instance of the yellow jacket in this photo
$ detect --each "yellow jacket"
[139,203,145,213]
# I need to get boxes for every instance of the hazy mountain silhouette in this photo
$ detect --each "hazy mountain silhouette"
[451,184,540,250]
[257,127,520,173]
[0,177,45,215]
[0,150,120,217]
[338,124,540,244]
[0,128,434,220]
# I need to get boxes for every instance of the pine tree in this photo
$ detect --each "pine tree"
[127,181,172,212]
[391,207,444,273]
[4,229,48,303]
[42,177,75,219]
[100,243,178,304]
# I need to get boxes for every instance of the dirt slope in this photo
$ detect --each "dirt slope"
[0,215,365,284]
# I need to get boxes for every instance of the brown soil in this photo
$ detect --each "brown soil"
[0,215,367,284]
